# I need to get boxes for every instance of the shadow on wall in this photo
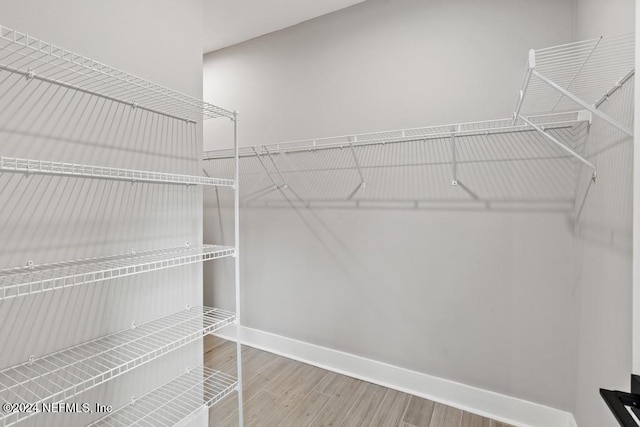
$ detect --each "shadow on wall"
[570,76,634,427]
[572,77,634,254]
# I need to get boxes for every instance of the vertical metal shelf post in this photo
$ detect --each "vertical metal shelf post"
[233,111,244,426]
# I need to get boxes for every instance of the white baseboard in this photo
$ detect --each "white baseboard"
[214,326,575,427]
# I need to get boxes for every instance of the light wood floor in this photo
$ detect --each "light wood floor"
[205,336,512,427]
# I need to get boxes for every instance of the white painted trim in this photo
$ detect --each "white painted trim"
[214,326,575,427]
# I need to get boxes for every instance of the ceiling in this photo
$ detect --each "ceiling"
[203,0,366,53]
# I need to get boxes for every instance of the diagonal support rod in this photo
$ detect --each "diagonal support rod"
[518,114,597,179]
[263,147,307,204]
[532,69,633,137]
[249,146,287,205]
[249,146,306,212]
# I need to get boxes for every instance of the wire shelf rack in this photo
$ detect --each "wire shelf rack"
[0,245,234,301]
[203,112,590,210]
[0,25,233,122]
[0,157,234,187]
[0,306,235,427]
[514,33,634,135]
[89,366,237,427]
[203,112,582,160]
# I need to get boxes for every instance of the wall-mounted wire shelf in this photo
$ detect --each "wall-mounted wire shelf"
[203,112,591,211]
[0,245,234,301]
[89,366,237,427]
[0,306,235,427]
[514,33,634,136]
[0,157,234,187]
[203,112,582,160]
[0,25,233,122]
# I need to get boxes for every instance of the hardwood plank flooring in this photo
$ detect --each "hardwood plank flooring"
[403,396,435,426]
[369,389,411,426]
[429,403,462,427]
[205,336,513,427]
[341,382,388,426]
[461,412,491,427]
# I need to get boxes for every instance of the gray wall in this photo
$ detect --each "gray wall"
[0,1,205,425]
[204,0,582,412]
[574,0,635,39]
[572,1,635,426]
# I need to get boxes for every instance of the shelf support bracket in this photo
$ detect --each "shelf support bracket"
[531,69,633,137]
[263,146,306,205]
[518,114,597,180]
[250,147,282,198]
[512,49,536,125]
[250,146,301,206]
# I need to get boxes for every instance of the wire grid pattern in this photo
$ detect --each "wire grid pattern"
[89,366,236,427]
[0,307,235,427]
[204,114,588,209]
[517,33,635,115]
[202,112,581,160]
[0,157,234,187]
[0,25,233,121]
[0,245,234,300]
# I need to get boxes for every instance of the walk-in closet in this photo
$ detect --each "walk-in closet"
[0,1,637,426]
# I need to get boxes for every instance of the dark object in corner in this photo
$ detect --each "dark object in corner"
[632,375,640,395]
[601,388,640,426]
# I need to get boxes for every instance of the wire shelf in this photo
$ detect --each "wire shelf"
[0,156,234,187]
[0,306,235,427]
[89,366,237,427]
[0,245,234,301]
[0,25,233,122]
[203,112,583,160]
[203,112,589,210]
[515,33,635,116]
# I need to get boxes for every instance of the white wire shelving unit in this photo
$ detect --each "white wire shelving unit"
[0,307,235,427]
[89,366,237,427]
[0,22,244,427]
[205,35,634,219]
[0,25,234,122]
[203,111,591,213]
[0,244,234,301]
[0,157,235,187]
